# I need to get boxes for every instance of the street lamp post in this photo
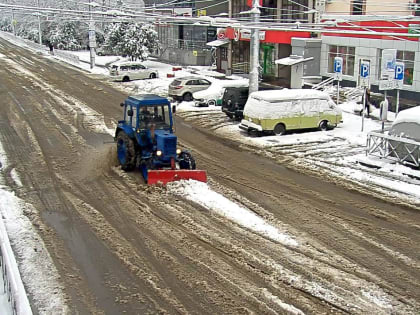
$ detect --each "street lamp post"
[37,0,42,44]
[249,0,260,94]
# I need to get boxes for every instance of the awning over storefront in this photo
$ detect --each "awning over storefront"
[206,39,229,47]
[275,55,314,66]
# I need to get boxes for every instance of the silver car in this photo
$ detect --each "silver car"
[109,62,158,82]
[168,77,211,101]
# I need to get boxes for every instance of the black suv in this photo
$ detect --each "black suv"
[221,87,249,120]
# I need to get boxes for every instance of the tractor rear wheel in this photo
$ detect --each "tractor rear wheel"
[116,132,136,171]
[179,152,196,170]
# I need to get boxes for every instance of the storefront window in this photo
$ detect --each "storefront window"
[378,49,415,85]
[281,0,309,22]
[328,45,355,76]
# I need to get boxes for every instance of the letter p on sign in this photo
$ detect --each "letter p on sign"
[360,61,370,78]
[395,62,404,81]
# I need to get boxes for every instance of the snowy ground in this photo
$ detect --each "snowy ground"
[1,32,419,313]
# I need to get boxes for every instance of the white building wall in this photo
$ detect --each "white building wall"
[325,0,413,15]
[320,35,420,92]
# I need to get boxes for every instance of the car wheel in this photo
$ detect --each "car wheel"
[122,76,130,82]
[183,92,193,102]
[273,123,286,136]
[149,73,157,79]
[319,120,329,131]
[207,99,216,106]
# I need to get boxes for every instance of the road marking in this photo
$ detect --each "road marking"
[8,92,25,113]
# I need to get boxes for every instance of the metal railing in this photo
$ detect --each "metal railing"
[165,39,208,50]
[0,217,33,315]
[311,76,334,90]
[367,130,420,168]
[344,86,364,101]
[232,62,250,74]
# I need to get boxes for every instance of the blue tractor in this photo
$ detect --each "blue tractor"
[115,94,207,184]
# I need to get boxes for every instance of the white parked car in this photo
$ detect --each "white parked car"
[109,61,158,82]
[193,79,249,107]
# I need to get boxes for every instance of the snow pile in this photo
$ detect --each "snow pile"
[167,180,298,247]
[393,106,420,125]
[0,143,68,314]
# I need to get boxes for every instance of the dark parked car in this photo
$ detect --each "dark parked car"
[221,87,249,120]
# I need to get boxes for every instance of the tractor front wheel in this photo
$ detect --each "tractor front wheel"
[179,152,196,170]
[116,132,136,171]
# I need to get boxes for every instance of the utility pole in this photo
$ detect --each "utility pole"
[11,9,16,36]
[227,0,232,76]
[37,0,42,44]
[249,0,260,94]
[88,0,96,69]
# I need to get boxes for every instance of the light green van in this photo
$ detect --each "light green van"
[239,89,342,135]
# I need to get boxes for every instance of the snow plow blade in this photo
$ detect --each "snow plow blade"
[147,170,207,185]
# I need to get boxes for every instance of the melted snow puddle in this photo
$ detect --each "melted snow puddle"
[167,180,298,247]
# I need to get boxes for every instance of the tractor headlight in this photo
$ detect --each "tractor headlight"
[176,148,181,155]
[156,150,162,157]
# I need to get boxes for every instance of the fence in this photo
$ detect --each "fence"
[367,130,420,168]
[165,39,208,50]
[0,217,32,315]
[232,62,250,74]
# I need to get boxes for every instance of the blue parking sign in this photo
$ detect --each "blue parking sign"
[360,61,370,78]
[334,57,343,73]
[394,62,404,81]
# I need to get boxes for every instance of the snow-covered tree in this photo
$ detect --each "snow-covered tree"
[0,17,13,32]
[103,22,158,60]
[49,22,82,50]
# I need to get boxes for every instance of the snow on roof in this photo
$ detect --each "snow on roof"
[393,106,420,125]
[244,89,336,120]
[250,89,330,102]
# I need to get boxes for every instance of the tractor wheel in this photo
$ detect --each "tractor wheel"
[149,73,157,79]
[273,123,286,136]
[183,92,193,102]
[122,76,130,82]
[116,132,136,171]
[179,152,196,170]
[319,120,329,131]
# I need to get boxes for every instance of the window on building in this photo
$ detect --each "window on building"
[328,45,355,76]
[281,0,309,22]
[260,0,277,21]
[351,0,365,15]
[378,50,415,85]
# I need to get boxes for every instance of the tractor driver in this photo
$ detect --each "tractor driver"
[139,107,152,129]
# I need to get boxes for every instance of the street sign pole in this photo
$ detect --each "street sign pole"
[359,60,370,132]
[334,57,343,105]
[362,87,366,131]
[394,62,404,116]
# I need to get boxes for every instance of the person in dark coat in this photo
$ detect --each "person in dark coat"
[47,41,54,55]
